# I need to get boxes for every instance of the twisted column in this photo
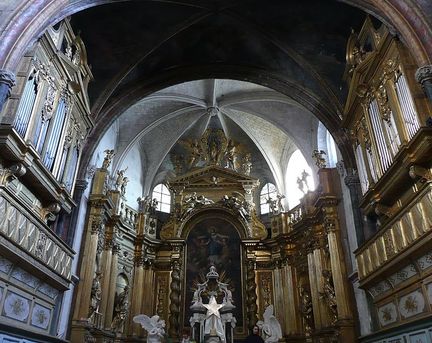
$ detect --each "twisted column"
[169,260,182,337]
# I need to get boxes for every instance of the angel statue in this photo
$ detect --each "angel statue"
[133,314,166,343]
[257,305,282,343]
[312,150,327,168]
[102,149,115,169]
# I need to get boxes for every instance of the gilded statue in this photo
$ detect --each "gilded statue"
[88,272,102,322]
[242,153,252,175]
[320,270,338,324]
[102,149,115,169]
[111,285,130,332]
[312,150,327,168]
[299,286,313,335]
[221,194,250,222]
[266,197,278,215]
[225,139,237,170]
[180,139,202,169]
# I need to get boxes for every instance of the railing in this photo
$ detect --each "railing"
[0,193,73,280]
[120,203,138,228]
[270,203,304,236]
[355,185,432,281]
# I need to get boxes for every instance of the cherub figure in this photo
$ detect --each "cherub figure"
[102,149,115,169]
[133,314,166,343]
[111,285,130,332]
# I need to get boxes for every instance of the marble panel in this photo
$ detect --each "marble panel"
[387,338,403,343]
[417,252,432,270]
[369,280,392,298]
[398,290,425,319]
[0,257,13,274]
[37,283,59,300]
[388,264,417,287]
[408,331,428,343]
[427,283,432,305]
[30,303,51,330]
[2,291,30,322]
[11,268,39,289]
[378,302,397,326]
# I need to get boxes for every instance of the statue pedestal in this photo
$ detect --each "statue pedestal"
[205,335,221,343]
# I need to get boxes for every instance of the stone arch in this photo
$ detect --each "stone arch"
[0,0,430,71]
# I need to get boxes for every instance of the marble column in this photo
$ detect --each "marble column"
[415,65,432,103]
[74,217,103,320]
[273,263,285,332]
[344,170,366,244]
[142,262,155,315]
[0,70,15,113]
[282,263,301,335]
[323,208,356,342]
[128,253,145,337]
[99,236,113,327]
[307,245,330,330]
[67,179,89,245]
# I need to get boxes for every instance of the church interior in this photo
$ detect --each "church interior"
[0,1,432,342]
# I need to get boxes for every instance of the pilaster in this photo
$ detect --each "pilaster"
[0,70,16,113]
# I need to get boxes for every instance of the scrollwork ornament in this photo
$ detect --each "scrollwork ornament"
[113,243,121,255]
[323,217,337,233]
[91,217,103,235]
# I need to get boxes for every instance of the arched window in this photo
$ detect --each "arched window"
[152,184,171,213]
[260,182,277,215]
[286,150,315,209]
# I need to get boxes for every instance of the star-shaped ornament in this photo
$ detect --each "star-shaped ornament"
[203,296,224,318]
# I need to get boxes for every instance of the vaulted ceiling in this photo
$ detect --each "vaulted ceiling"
[68,0,371,203]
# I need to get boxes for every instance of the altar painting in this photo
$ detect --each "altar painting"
[185,218,243,326]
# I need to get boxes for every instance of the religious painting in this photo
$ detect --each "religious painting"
[184,218,243,327]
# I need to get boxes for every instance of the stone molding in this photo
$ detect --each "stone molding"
[0,69,16,92]
[415,65,432,84]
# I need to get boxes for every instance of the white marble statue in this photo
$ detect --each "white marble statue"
[257,305,282,343]
[133,314,166,343]
[203,295,226,342]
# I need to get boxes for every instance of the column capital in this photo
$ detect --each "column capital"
[415,65,432,85]
[74,179,89,193]
[344,169,360,187]
[0,70,16,94]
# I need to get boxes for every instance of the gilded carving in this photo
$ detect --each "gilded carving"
[111,285,130,332]
[319,270,338,324]
[299,286,313,335]
[312,150,327,168]
[88,272,102,322]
